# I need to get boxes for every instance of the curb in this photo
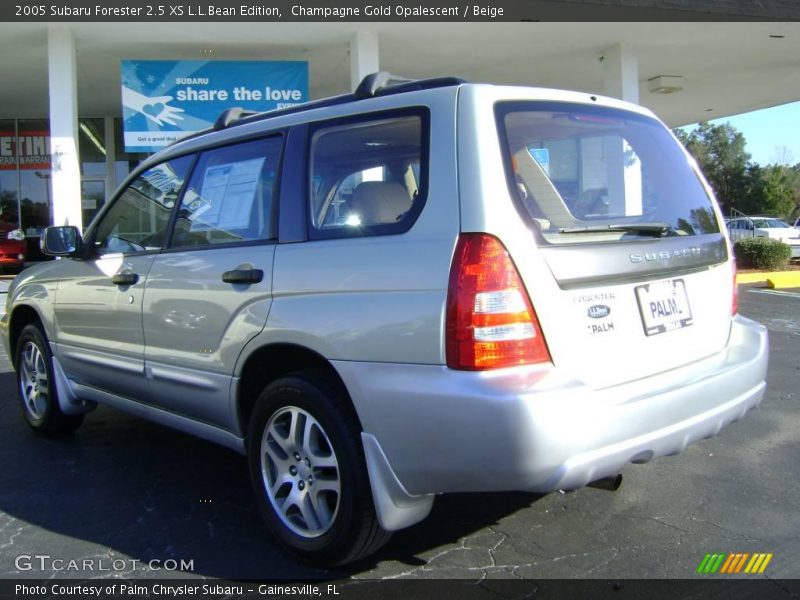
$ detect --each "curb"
[737,271,800,288]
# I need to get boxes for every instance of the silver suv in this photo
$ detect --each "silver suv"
[0,73,769,565]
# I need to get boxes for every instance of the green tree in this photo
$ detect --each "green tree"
[745,164,800,220]
[734,164,800,220]
[790,162,800,220]
[674,122,751,212]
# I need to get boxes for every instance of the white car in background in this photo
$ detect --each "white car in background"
[728,216,800,258]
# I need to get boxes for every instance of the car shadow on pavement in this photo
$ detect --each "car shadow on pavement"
[0,370,543,580]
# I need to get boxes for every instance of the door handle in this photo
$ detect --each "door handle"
[222,268,264,284]
[111,272,139,286]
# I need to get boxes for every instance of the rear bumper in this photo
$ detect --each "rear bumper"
[335,314,768,495]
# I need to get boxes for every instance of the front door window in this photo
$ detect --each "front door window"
[91,155,193,255]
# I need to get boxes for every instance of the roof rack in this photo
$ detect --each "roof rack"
[355,72,467,99]
[169,72,467,147]
[213,107,258,131]
[354,72,414,98]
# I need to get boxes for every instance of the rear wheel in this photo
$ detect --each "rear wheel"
[247,370,390,565]
[15,324,84,435]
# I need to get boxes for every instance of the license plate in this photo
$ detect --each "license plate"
[635,279,693,336]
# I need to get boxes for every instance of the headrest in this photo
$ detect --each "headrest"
[350,181,413,225]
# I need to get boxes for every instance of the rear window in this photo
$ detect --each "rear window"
[496,102,720,244]
[752,218,790,228]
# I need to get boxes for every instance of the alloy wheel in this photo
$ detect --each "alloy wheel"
[260,406,341,538]
[19,340,49,420]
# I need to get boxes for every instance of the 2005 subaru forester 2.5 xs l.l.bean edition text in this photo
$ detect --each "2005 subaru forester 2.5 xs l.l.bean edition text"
[0,73,768,565]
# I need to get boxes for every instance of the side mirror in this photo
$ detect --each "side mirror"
[41,226,82,257]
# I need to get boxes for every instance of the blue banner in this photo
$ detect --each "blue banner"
[121,60,308,153]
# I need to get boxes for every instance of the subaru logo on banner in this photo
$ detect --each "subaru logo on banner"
[121,60,309,153]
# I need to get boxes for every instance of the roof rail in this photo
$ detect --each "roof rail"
[171,72,467,147]
[355,71,468,99]
[354,72,414,98]
[213,107,258,131]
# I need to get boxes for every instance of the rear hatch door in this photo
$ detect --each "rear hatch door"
[491,97,733,388]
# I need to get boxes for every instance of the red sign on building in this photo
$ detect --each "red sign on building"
[0,131,52,170]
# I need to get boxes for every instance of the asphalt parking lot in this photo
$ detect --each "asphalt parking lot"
[0,279,798,581]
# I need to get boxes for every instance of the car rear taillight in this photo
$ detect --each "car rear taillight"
[732,263,739,316]
[446,233,551,370]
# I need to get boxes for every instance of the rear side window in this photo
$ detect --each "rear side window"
[308,112,427,239]
[496,102,721,245]
[171,136,282,248]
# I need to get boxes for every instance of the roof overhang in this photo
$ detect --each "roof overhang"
[0,22,798,126]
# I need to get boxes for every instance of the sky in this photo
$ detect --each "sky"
[685,101,800,167]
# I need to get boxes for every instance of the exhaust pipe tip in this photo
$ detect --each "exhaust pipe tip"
[587,474,623,491]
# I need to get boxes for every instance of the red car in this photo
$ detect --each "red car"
[0,222,26,274]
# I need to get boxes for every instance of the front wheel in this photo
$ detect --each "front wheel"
[247,370,390,565]
[15,324,84,435]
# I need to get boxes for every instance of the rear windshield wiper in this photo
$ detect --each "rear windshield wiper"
[558,222,671,237]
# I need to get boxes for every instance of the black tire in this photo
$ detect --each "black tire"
[15,324,84,435]
[247,369,390,566]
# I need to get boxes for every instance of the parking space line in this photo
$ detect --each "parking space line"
[748,289,800,300]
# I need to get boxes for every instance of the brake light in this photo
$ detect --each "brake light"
[732,263,738,315]
[446,233,551,370]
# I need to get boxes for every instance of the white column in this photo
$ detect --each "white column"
[47,26,82,231]
[601,43,642,215]
[350,31,379,92]
[602,43,639,104]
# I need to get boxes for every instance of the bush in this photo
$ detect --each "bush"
[733,237,792,270]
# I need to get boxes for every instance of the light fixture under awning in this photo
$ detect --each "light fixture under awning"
[648,75,684,94]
